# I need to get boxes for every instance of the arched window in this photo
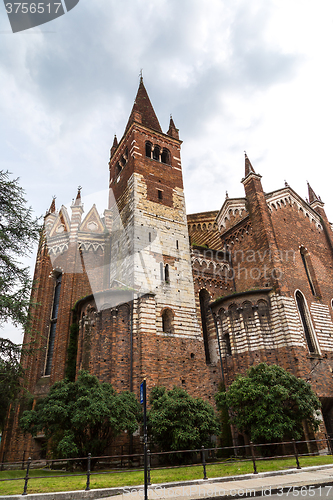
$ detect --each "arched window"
[162,308,173,333]
[145,142,152,158]
[161,148,170,164]
[224,333,232,356]
[153,145,160,161]
[164,264,170,282]
[199,289,211,364]
[300,246,317,296]
[45,272,62,375]
[295,290,318,353]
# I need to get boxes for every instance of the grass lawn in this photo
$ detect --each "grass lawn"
[0,455,332,496]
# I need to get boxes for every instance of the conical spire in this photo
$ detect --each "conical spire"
[244,152,255,177]
[110,135,118,158]
[125,77,162,133]
[307,181,320,204]
[167,115,179,140]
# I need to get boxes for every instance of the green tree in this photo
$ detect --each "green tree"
[215,363,321,443]
[0,170,41,329]
[148,386,219,452]
[0,338,24,431]
[20,371,142,458]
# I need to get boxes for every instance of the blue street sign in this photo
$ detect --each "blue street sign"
[140,382,144,404]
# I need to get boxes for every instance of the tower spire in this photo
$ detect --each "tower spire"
[307,181,320,204]
[244,151,255,177]
[125,78,162,133]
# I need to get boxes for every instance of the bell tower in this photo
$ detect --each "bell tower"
[108,77,201,348]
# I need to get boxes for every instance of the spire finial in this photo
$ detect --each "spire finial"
[139,69,143,82]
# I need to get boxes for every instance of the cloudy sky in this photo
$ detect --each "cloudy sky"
[1,0,333,342]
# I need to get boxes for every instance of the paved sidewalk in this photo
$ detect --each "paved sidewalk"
[2,464,333,500]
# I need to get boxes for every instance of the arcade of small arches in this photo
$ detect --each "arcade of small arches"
[267,196,322,230]
[188,222,218,232]
[191,256,230,274]
[223,223,252,248]
[214,299,271,321]
[218,206,248,230]
[145,141,171,165]
[194,276,233,290]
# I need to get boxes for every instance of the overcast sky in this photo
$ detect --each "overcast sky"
[2,0,333,343]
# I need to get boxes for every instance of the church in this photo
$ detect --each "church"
[2,78,333,461]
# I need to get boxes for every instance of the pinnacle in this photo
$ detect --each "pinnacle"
[244,152,255,177]
[167,115,179,139]
[307,181,320,204]
[74,186,82,206]
[125,78,162,133]
[48,197,56,214]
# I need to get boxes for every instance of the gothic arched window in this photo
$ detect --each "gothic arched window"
[161,148,170,164]
[295,290,318,354]
[153,145,160,161]
[45,272,62,376]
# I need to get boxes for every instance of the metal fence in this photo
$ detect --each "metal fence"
[1,437,332,496]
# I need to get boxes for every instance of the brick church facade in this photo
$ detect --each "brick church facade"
[2,79,333,461]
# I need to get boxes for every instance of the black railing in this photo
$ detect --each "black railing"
[0,437,332,496]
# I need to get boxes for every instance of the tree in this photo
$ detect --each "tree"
[0,338,24,431]
[148,386,219,453]
[215,363,321,443]
[0,170,41,328]
[20,371,142,459]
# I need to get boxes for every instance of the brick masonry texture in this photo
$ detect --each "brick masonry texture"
[3,81,333,462]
